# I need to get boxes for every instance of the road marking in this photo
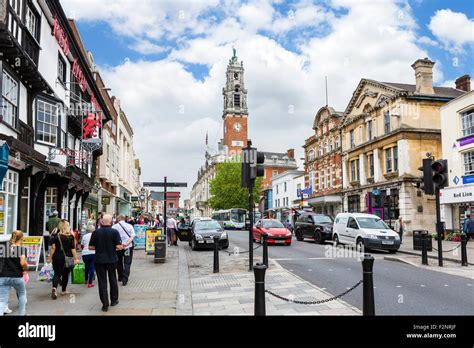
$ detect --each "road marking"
[347,268,351,271]
[444,284,449,287]
[307,269,313,272]
[322,288,327,290]
[396,285,402,288]
[272,257,334,261]
[420,285,426,287]
[467,284,472,286]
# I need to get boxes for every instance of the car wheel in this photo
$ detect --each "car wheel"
[388,249,397,254]
[356,238,365,252]
[332,234,340,246]
[314,230,324,244]
[295,230,303,241]
[223,243,229,249]
[191,239,197,251]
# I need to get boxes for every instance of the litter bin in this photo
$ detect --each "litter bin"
[154,235,167,263]
[413,230,432,251]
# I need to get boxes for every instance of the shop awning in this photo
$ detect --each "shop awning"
[308,195,342,205]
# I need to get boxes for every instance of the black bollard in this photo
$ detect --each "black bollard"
[362,254,375,316]
[262,233,269,267]
[254,262,267,316]
[213,236,220,273]
[421,232,428,265]
[461,234,468,267]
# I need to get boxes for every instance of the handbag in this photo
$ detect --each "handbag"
[58,235,75,268]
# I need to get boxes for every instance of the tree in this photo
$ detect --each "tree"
[209,162,262,210]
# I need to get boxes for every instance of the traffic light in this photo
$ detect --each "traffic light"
[417,158,434,195]
[241,151,250,188]
[250,151,265,180]
[431,159,448,189]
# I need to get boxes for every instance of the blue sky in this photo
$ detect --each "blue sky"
[62,0,474,198]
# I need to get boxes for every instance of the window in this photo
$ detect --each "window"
[461,110,474,137]
[367,120,373,141]
[2,70,18,127]
[320,170,324,189]
[347,217,359,229]
[326,169,331,189]
[58,55,66,84]
[309,170,314,189]
[284,182,287,192]
[464,151,474,175]
[44,187,58,223]
[384,111,391,134]
[368,154,374,178]
[37,100,59,145]
[272,170,278,178]
[234,93,240,108]
[348,195,360,213]
[350,159,359,182]
[0,170,19,235]
[385,148,392,173]
[276,185,279,195]
[318,146,322,157]
[393,146,398,172]
[335,136,340,149]
[350,130,355,149]
[25,6,39,39]
[308,150,315,161]
[329,140,333,153]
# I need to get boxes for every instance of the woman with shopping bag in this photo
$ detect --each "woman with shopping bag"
[47,220,79,299]
[0,230,29,316]
[80,224,96,287]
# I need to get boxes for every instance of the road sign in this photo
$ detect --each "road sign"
[143,182,187,187]
[372,189,381,196]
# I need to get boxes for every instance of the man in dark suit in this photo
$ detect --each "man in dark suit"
[89,214,124,312]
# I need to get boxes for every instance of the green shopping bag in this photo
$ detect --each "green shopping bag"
[71,263,86,284]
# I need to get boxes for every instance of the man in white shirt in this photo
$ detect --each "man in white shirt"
[112,215,136,286]
[166,216,178,246]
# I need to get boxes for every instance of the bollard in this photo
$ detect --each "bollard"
[461,234,468,267]
[361,254,375,316]
[262,233,269,267]
[254,262,267,316]
[421,232,429,265]
[213,236,220,273]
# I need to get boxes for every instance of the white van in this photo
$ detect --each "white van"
[333,213,400,253]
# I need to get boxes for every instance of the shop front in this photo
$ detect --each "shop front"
[440,185,474,232]
[308,195,342,218]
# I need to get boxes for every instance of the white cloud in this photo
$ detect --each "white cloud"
[417,36,439,47]
[62,0,460,200]
[130,40,169,55]
[428,9,474,52]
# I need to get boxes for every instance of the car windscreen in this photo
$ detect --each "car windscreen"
[312,216,333,224]
[195,221,222,230]
[262,220,284,228]
[356,217,389,229]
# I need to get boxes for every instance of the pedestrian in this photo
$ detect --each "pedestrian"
[88,214,124,312]
[112,215,135,286]
[0,231,28,316]
[48,220,79,299]
[96,212,104,229]
[166,216,178,246]
[463,213,474,241]
[81,224,96,288]
[46,210,61,236]
[394,216,404,243]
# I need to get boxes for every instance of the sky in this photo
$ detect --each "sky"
[61,0,474,201]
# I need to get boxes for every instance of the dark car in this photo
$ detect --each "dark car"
[294,212,334,244]
[185,219,229,250]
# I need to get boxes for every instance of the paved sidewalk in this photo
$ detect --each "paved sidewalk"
[397,238,473,265]
[6,242,361,316]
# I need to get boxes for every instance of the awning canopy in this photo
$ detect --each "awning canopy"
[308,195,342,205]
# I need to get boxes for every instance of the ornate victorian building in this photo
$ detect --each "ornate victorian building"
[303,106,343,216]
[340,58,465,232]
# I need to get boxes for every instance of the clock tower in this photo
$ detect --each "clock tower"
[222,48,248,154]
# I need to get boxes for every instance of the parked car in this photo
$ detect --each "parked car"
[253,219,292,246]
[332,213,400,253]
[179,218,229,250]
[294,212,334,244]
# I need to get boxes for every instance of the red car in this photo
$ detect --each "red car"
[253,219,293,246]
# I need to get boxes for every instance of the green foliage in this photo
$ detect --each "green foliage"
[209,162,262,210]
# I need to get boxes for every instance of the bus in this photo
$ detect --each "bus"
[212,208,246,230]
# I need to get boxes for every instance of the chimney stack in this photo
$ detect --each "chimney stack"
[287,149,295,159]
[411,58,435,95]
[455,75,471,92]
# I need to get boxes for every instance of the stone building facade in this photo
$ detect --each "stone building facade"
[340,58,465,232]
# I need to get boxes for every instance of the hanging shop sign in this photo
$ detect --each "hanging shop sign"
[0,143,9,185]
[82,113,102,140]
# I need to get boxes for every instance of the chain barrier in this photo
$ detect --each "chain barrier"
[265,279,363,305]
[219,243,262,255]
[432,244,461,253]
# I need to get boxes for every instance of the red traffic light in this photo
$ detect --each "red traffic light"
[431,160,446,173]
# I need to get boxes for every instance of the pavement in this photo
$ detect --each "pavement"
[6,241,360,316]
[396,237,474,265]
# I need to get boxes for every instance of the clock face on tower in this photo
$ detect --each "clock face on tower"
[233,122,242,132]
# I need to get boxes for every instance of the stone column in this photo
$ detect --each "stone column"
[342,157,349,188]
[373,148,383,182]
[359,153,367,186]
